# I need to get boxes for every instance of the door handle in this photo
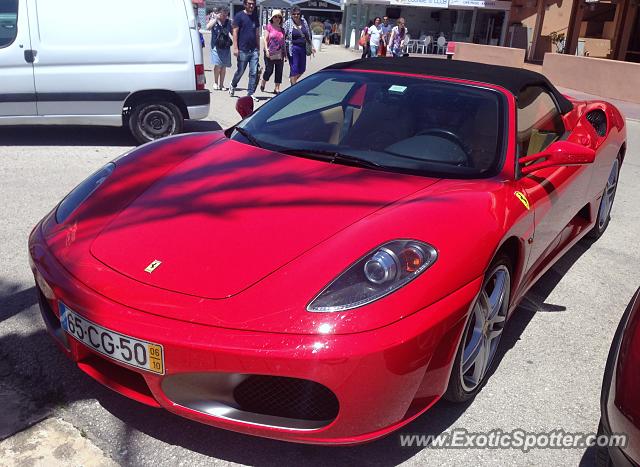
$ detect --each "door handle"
[24,49,37,63]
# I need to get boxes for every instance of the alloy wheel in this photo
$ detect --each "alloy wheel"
[598,158,620,230]
[460,265,510,392]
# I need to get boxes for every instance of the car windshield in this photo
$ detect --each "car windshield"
[231,70,506,178]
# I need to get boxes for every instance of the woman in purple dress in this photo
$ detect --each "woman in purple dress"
[284,7,314,85]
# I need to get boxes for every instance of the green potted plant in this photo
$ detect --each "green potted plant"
[549,31,566,53]
[310,21,324,52]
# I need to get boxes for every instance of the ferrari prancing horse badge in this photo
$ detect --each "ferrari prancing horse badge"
[145,260,162,273]
[514,191,530,210]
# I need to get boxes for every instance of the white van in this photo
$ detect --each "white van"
[0,0,210,144]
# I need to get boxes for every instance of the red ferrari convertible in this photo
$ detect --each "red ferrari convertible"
[29,58,626,444]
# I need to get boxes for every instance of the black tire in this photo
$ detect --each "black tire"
[445,253,512,402]
[128,101,183,145]
[588,154,622,240]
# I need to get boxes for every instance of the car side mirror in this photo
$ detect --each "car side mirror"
[519,141,596,175]
[236,96,254,119]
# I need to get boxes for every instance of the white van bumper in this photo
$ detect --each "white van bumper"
[188,104,210,120]
[177,90,210,121]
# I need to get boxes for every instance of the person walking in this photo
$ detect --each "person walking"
[380,16,392,56]
[368,17,384,58]
[206,7,232,91]
[323,19,332,45]
[283,7,314,85]
[359,20,372,59]
[229,0,260,100]
[388,18,409,58]
[260,10,285,94]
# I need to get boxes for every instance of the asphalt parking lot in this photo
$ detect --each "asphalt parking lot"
[1,46,640,466]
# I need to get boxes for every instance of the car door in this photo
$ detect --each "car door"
[0,0,37,117]
[517,86,594,274]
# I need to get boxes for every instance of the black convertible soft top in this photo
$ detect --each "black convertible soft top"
[324,57,574,114]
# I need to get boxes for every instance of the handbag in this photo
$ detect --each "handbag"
[304,35,313,57]
[269,50,283,61]
[215,24,232,49]
[358,34,368,47]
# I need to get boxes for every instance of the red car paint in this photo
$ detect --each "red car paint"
[29,70,627,444]
[601,289,640,465]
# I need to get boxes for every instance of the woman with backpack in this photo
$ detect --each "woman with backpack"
[207,7,233,91]
[259,10,285,94]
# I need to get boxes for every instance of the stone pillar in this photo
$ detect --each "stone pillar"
[612,0,637,60]
[500,9,510,46]
[527,0,547,61]
[469,8,478,42]
[355,0,362,49]
[565,0,585,56]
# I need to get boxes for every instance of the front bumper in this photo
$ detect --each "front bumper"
[29,224,479,445]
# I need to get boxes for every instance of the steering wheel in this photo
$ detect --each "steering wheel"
[415,128,473,167]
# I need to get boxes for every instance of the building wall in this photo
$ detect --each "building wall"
[402,7,445,37]
[511,0,574,35]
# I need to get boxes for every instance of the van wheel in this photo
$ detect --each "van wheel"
[129,101,183,144]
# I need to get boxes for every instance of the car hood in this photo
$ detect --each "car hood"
[90,139,439,299]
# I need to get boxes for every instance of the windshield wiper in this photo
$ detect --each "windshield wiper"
[233,127,263,148]
[281,149,382,169]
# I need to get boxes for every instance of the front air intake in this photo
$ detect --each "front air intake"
[162,372,339,430]
[233,375,339,422]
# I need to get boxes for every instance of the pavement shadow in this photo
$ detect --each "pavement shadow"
[0,280,38,324]
[0,120,223,147]
[579,445,597,467]
[93,391,475,466]
[0,126,135,147]
[487,236,596,383]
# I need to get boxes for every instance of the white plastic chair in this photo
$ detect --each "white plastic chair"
[415,36,431,54]
[404,35,415,53]
[436,35,447,54]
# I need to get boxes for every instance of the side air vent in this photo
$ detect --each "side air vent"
[586,109,607,137]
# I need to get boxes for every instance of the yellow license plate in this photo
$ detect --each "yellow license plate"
[60,303,164,375]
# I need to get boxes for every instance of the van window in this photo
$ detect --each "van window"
[0,0,18,48]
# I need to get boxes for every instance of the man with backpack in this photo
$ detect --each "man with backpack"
[229,0,260,100]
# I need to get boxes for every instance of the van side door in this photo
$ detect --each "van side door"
[0,0,37,117]
[29,0,194,124]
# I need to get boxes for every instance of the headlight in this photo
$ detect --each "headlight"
[56,163,115,223]
[307,239,438,312]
